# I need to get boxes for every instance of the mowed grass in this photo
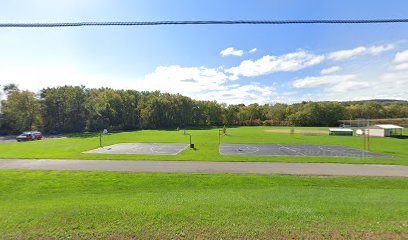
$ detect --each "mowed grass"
[0,171,407,239]
[0,126,407,165]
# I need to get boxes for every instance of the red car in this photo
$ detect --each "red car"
[16,132,43,142]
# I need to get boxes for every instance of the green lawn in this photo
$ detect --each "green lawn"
[0,126,407,165]
[0,171,407,239]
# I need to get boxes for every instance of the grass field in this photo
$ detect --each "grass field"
[0,126,407,165]
[0,171,407,239]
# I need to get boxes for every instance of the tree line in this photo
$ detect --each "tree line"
[1,84,407,134]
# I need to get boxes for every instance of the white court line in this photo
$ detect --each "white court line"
[278,144,306,156]
[221,145,260,155]
[173,144,190,155]
[150,146,166,154]
[240,145,260,154]
[229,145,260,154]
[318,146,347,156]
[150,144,190,155]
[318,146,368,157]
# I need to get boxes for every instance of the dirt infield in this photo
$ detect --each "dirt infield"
[264,129,329,134]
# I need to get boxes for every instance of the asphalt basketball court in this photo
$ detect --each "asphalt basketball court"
[219,144,392,158]
[84,142,391,158]
[84,143,189,155]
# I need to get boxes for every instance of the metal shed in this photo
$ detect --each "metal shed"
[365,124,404,137]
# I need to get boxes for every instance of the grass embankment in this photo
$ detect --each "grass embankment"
[0,171,407,239]
[0,126,407,165]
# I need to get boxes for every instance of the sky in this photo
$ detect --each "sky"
[0,0,408,104]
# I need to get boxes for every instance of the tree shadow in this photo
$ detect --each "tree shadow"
[67,132,100,138]
[390,135,408,139]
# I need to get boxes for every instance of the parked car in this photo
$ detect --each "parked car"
[16,131,43,142]
[33,131,43,140]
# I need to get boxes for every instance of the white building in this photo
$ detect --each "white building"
[365,124,404,137]
[329,128,353,136]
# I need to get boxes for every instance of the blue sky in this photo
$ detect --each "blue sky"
[1,0,408,104]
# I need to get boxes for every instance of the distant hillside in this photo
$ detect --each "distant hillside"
[312,99,408,105]
[354,99,408,103]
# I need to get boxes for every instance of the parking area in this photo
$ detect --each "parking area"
[220,144,392,158]
[0,136,17,143]
[0,135,66,143]
[83,143,190,155]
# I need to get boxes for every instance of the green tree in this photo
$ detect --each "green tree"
[41,86,88,132]
[1,90,40,132]
[223,104,240,125]
[267,103,288,122]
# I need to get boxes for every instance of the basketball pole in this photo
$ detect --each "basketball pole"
[367,120,370,151]
[362,130,366,158]
[367,129,370,151]
[99,131,102,148]
[218,129,221,145]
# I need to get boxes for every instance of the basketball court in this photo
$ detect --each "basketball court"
[84,143,189,155]
[220,144,392,158]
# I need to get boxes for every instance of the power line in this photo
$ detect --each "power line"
[1,19,408,28]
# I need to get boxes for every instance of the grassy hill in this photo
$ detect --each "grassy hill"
[0,126,407,165]
[0,171,406,239]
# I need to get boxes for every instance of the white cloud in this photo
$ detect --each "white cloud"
[139,65,229,95]
[320,66,341,75]
[220,47,244,57]
[328,44,394,61]
[394,50,408,63]
[325,80,370,93]
[2,42,406,104]
[292,68,408,101]
[249,48,257,53]
[0,64,230,99]
[380,71,408,83]
[393,63,408,71]
[292,74,356,88]
[325,71,408,100]
[368,45,395,55]
[225,50,325,80]
[1,62,278,104]
[197,83,276,105]
[329,47,366,61]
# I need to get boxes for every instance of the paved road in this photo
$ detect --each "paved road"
[0,135,66,143]
[0,159,407,177]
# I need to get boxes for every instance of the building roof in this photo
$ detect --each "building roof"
[329,128,353,132]
[373,124,404,129]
